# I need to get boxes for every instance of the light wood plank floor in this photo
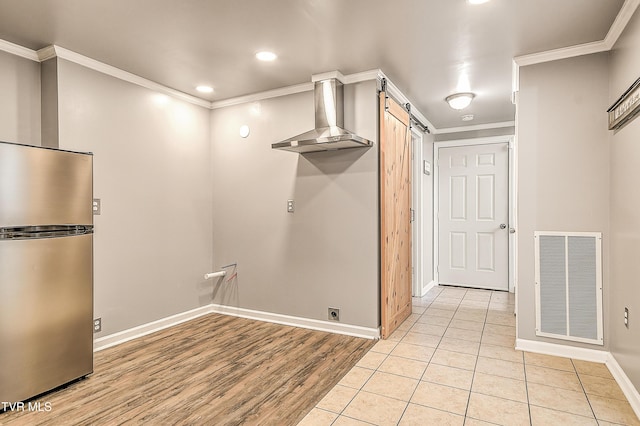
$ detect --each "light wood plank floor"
[0,313,375,426]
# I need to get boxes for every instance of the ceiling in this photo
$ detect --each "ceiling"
[0,0,626,130]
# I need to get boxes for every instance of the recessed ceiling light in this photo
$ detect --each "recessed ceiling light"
[196,85,213,93]
[256,51,277,61]
[445,92,475,110]
[467,0,490,4]
[461,114,475,121]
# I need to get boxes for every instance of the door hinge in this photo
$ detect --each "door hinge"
[410,208,415,223]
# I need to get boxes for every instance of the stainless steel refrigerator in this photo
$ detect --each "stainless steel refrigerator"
[0,141,94,403]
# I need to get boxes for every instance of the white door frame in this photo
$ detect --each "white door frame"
[411,128,424,297]
[433,135,516,293]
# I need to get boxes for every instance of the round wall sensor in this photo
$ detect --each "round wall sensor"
[239,125,250,138]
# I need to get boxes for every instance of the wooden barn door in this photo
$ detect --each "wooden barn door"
[380,91,412,339]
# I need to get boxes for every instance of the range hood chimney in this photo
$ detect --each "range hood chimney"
[272,79,373,153]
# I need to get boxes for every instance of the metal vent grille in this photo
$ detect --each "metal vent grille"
[534,232,603,345]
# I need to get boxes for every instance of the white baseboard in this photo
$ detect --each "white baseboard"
[94,304,380,352]
[93,305,213,352]
[516,338,640,420]
[209,304,380,340]
[422,280,436,296]
[606,353,640,420]
[515,338,609,363]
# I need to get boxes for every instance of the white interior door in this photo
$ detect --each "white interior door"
[438,143,509,290]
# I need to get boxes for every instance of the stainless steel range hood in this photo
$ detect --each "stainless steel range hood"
[272,79,373,153]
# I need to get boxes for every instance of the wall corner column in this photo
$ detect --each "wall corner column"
[40,57,59,148]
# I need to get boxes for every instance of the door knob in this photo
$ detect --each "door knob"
[499,223,507,229]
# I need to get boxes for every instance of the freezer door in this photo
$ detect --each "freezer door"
[0,234,93,402]
[0,142,93,227]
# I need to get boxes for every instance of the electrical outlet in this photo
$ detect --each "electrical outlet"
[287,199,295,213]
[328,308,340,322]
[94,318,102,333]
[624,307,629,328]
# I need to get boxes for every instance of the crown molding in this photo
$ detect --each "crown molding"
[0,40,212,109]
[210,82,313,109]
[2,0,637,120]
[604,0,640,49]
[210,70,388,110]
[514,0,639,67]
[311,70,346,83]
[342,69,385,85]
[513,40,608,67]
[52,46,212,108]
[512,0,639,105]
[36,45,56,61]
[0,38,39,61]
[210,68,436,134]
[309,69,385,86]
[0,37,431,124]
[434,121,515,135]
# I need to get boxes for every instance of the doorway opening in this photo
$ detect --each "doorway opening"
[433,136,515,293]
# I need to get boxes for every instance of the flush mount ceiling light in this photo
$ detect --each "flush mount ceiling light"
[445,92,475,110]
[256,51,277,61]
[467,0,490,4]
[196,85,213,93]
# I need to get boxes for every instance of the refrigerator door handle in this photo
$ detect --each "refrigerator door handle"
[0,224,93,240]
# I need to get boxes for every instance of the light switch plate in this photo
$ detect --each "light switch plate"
[92,199,101,215]
[625,307,629,328]
[423,160,431,175]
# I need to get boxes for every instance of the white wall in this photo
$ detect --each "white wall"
[56,59,213,335]
[0,51,40,146]
[209,81,379,328]
[516,53,611,348]
[609,7,640,390]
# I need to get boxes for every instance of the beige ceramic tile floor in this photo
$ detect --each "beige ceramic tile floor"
[299,286,640,426]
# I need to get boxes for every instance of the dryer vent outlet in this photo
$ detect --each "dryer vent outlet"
[328,308,340,322]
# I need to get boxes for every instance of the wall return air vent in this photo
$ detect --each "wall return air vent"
[534,231,603,345]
